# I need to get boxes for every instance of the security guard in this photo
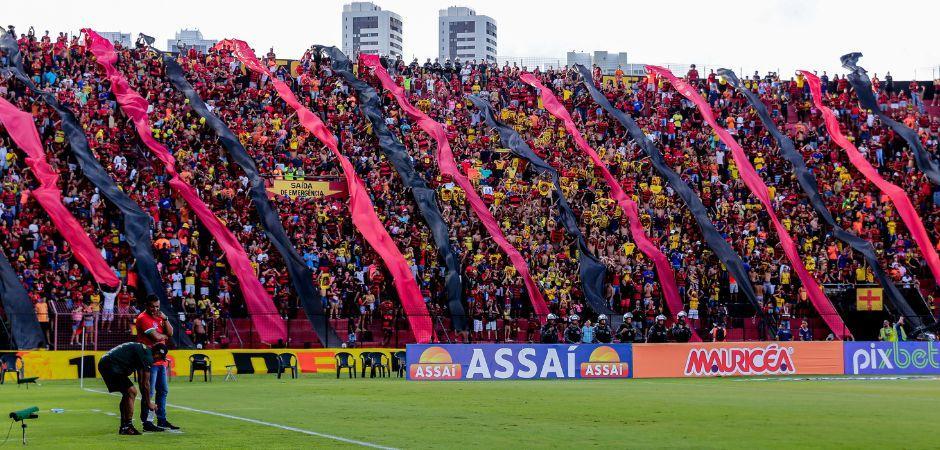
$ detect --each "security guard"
[564,314,583,343]
[646,314,669,343]
[670,311,693,343]
[594,314,613,343]
[540,314,559,343]
[616,313,637,343]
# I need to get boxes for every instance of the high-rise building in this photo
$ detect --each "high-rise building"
[98,31,132,48]
[341,2,403,58]
[567,50,643,76]
[167,29,217,53]
[438,6,496,63]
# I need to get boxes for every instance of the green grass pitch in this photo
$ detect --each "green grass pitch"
[1,374,937,448]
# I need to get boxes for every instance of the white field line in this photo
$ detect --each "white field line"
[84,388,397,449]
[730,375,940,382]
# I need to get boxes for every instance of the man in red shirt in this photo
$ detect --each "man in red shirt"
[134,295,179,432]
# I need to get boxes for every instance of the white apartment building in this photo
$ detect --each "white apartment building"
[341,2,404,58]
[438,6,496,63]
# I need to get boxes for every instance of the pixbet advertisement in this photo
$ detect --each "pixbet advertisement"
[844,341,940,375]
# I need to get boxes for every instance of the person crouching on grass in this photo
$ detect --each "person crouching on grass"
[97,342,165,435]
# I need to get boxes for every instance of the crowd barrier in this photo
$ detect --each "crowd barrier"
[406,341,940,380]
[3,342,937,381]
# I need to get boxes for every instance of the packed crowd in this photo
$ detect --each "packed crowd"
[0,28,937,347]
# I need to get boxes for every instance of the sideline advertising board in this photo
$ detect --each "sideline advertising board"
[406,344,632,380]
[0,348,401,381]
[632,342,843,378]
[844,341,940,375]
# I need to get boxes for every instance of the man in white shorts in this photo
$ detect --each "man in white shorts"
[101,284,119,331]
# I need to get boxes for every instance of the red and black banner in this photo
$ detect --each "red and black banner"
[803,69,940,299]
[151,38,340,345]
[85,29,287,344]
[466,94,616,328]
[362,55,551,322]
[841,53,940,185]
[720,68,920,331]
[648,65,848,339]
[0,32,189,347]
[322,46,467,332]
[574,64,757,329]
[221,39,433,342]
[520,73,684,321]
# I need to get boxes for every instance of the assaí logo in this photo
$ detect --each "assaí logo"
[850,342,940,374]
[684,344,796,376]
[580,346,630,378]
[409,346,462,380]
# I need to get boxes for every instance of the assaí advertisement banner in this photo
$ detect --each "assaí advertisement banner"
[406,344,632,380]
[632,342,843,378]
[844,341,940,375]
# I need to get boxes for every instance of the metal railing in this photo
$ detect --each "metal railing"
[2,298,935,351]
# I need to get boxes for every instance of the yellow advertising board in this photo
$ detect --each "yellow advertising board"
[2,348,402,381]
[266,179,347,199]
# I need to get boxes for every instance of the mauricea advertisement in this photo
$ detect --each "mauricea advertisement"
[844,341,940,375]
[406,344,632,380]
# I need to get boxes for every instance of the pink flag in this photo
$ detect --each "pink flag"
[221,40,432,343]
[0,97,120,289]
[361,55,550,322]
[520,73,686,326]
[802,70,940,285]
[648,65,849,339]
[84,29,286,344]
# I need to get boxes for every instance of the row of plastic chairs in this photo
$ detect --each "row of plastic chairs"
[187,353,299,382]
[334,351,406,378]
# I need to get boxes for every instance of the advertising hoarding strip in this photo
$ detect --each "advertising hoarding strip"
[802,70,940,290]
[0,32,185,347]
[631,341,844,378]
[221,40,432,343]
[0,97,120,289]
[406,344,633,380]
[520,73,683,320]
[843,341,940,375]
[841,53,940,186]
[719,68,915,330]
[574,64,759,323]
[85,29,286,344]
[361,55,550,321]
[465,94,618,329]
[322,46,466,331]
[647,65,848,340]
[154,43,339,345]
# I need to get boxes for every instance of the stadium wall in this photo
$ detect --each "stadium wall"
[4,342,938,381]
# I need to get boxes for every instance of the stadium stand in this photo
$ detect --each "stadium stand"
[0,28,937,350]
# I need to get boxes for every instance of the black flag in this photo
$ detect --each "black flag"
[574,64,766,323]
[0,31,189,348]
[841,53,940,185]
[466,95,615,326]
[154,45,340,345]
[321,46,467,331]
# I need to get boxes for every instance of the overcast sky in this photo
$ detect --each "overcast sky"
[3,0,938,79]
